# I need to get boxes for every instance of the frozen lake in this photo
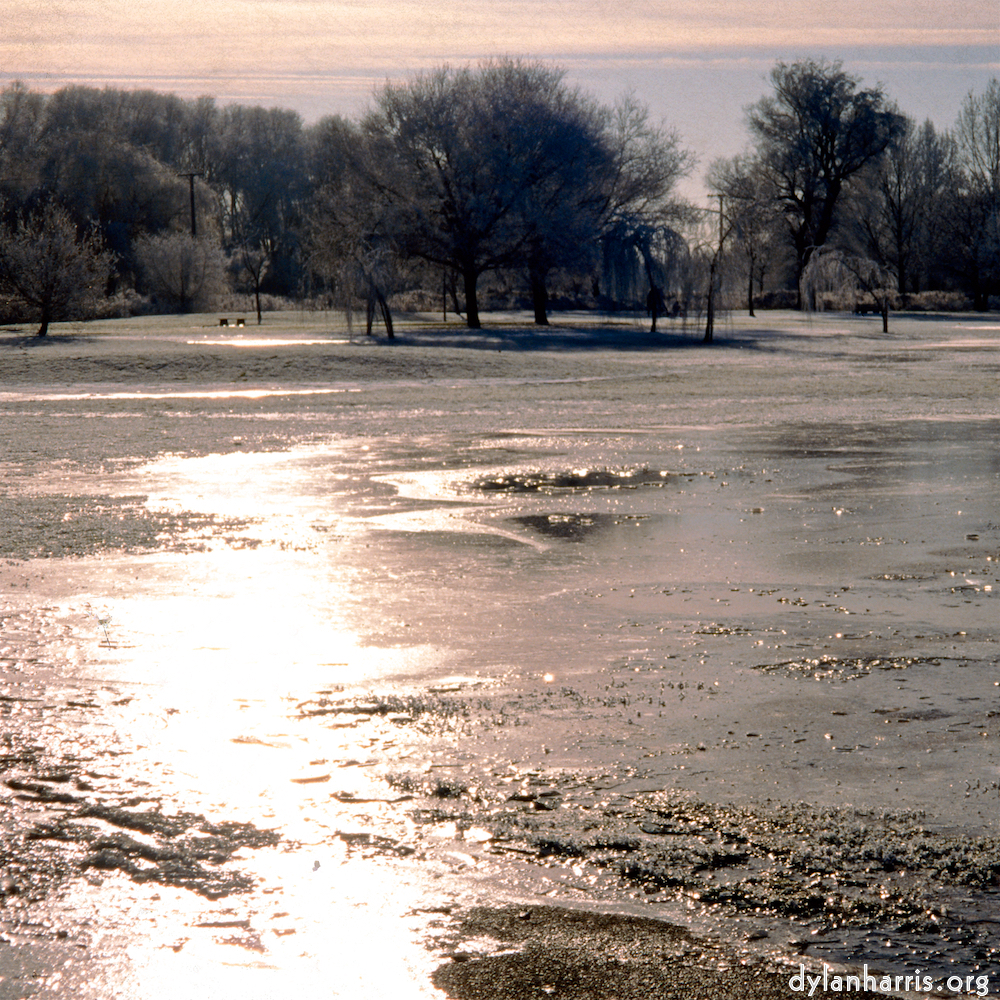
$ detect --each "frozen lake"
[1,310,999,996]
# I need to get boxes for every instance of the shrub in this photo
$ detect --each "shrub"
[900,290,975,312]
[135,233,229,313]
[755,289,799,309]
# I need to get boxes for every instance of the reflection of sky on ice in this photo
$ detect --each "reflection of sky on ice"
[0,388,353,403]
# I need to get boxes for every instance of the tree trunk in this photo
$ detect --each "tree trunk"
[377,288,394,338]
[747,269,755,317]
[446,273,462,317]
[463,268,481,329]
[530,266,549,325]
[365,281,394,338]
[972,274,988,311]
[704,260,716,343]
[792,229,809,310]
[36,317,49,337]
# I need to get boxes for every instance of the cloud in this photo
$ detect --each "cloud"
[4,0,996,82]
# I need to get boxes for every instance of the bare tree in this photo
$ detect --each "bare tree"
[307,116,399,337]
[213,104,310,301]
[955,78,1000,199]
[135,232,227,312]
[847,117,960,296]
[707,155,783,316]
[747,60,906,303]
[233,242,269,325]
[0,201,113,336]
[948,78,1000,309]
[596,94,695,314]
[362,60,554,327]
[0,82,46,204]
[701,195,739,342]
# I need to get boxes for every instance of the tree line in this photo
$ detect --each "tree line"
[711,61,1000,330]
[0,58,996,336]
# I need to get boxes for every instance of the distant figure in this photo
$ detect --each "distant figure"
[646,285,665,333]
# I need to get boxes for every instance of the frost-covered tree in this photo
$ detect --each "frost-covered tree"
[0,82,46,205]
[802,247,895,331]
[707,155,785,316]
[214,104,311,299]
[355,59,693,329]
[848,118,959,295]
[596,94,694,313]
[947,78,1000,308]
[135,231,227,312]
[0,201,114,336]
[359,59,606,328]
[747,60,906,301]
[307,115,400,337]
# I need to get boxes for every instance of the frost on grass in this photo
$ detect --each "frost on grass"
[1,756,279,901]
[0,494,257,558]
[488,791,1000,934]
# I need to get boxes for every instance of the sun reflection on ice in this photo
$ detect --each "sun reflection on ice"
[66,546,452,996]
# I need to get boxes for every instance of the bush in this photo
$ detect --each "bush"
[135,233,229,313]
[899,290,975,312]
[755,289,799,309]
[214,292,299,314]
[91,288,150,319]
[387,288,441,313]
[815,290,900,313]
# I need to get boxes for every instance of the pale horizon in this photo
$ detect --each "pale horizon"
[3,0,997,199]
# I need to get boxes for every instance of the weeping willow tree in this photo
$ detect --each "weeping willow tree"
[801,247,897,331]
[308,234,397,338]
[595,92,695,324]
[599,220,690,316]
[306,116,398,338]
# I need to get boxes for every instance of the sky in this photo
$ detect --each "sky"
[2,0,997,199]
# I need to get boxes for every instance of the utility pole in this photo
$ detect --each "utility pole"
[705,194,725,343]
[178,172,203,237]
[703,193,751,342]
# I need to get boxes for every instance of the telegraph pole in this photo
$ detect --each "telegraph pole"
[178,172,203,237]
[704,193,750,342]
[705,194,725,343]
